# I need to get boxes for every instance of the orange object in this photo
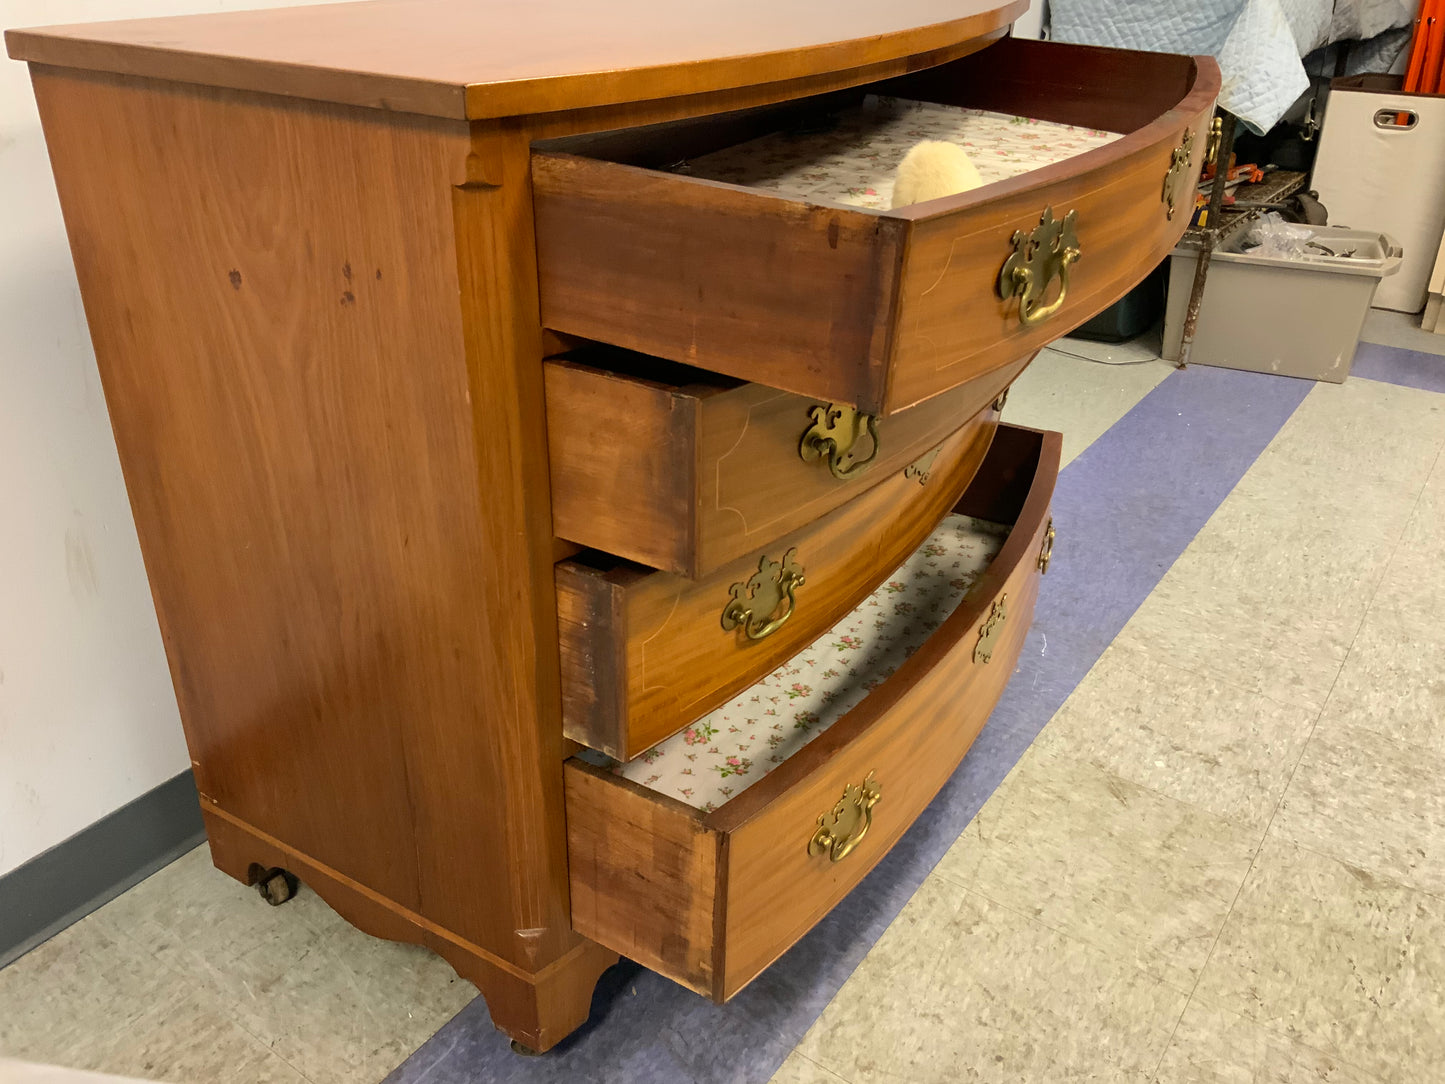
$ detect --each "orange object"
[1403,0,1430,95]
[1421,11,1445,95]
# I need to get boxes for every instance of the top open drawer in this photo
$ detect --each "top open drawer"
[533,38,1219,416]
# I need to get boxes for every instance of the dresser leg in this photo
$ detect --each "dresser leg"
[456,938,620,1053]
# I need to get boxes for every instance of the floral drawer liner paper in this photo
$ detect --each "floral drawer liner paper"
[583,514,1011,811]
[679,96,1119,211]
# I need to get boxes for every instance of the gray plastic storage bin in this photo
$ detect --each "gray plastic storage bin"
[1161,226,1402,382]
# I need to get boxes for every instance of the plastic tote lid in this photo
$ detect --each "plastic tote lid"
[1223,225,1403,279]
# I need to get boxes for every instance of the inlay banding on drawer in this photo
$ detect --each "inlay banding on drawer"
[533,37,1219,415]
[564,424,1062,1000]
[545,349,1027,578]
[556,401,1005,760]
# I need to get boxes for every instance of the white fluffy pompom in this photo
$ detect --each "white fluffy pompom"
[890,140,983,209]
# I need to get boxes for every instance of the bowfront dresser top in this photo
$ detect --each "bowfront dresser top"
[7,0,1218,1053]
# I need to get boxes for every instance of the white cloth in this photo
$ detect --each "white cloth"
[1050,0,1413,134]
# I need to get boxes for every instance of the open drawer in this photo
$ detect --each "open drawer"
[558,399,999,761]
[564,424,1061,999]
[546,347,1027,578]
[533,37,1219,416]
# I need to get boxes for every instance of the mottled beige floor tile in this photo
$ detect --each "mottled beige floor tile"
[1272,720,1445,897]
[0,917,302,1082]
[1116,584,1349,711]
[95,847,337,969]
[769,1050,852,1084]
[205,930,472,1084]
[1155,1001,1384,1083]
[1235,379,1444,495]
[1000,344,1172,467]
[1036,643,1316,829]
[1112,470,1407,713]
[1370,456,1445,620]
[1192,837,1445,1083]
[933,750,1257,988]
[1116,595,1348,712]
[1314,597,1445,756]
[92,846,473,1084]
[796,876,1182,1083]
[1116,380,1444,712]
[1319,456,1445,754]
[73,991,306,1084]
[0,920,166,1064]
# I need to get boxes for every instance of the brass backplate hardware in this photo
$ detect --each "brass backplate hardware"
[721,548,805,641]
[997,206,1081,328]
[1162,127,1196,220]
[903,445,941,485]
[1038,518,1056,574]
[993,386,1010,413]
[808,772,882,862]
[974,593,1008,664]
[799,403,880,479]
[1204,115,1224,167]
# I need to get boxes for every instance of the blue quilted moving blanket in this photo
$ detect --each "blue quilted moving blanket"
[1050,0,1413,133]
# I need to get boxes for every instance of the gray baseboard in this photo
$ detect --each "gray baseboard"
[0,769,206,968]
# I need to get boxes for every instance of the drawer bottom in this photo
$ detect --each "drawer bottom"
[565,425,1061,1000]
[579,512,1011,812]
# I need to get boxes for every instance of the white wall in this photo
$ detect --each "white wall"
[0,0,350,877]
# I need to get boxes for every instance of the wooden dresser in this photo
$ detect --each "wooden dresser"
[6,1,1219,1053]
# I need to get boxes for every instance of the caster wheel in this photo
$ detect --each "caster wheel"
[255,867,299,906]
[509,1040,542,1057]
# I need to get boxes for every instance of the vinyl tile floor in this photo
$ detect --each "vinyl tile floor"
[4,330,1445,1084]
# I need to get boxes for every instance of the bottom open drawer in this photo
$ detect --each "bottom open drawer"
[564,424,1061,999]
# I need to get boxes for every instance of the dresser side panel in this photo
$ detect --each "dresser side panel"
[30,67,574,965]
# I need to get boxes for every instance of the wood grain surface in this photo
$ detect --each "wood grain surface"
[533,38,1220,414]
[713,425,1058,996]
[546,351,1030,577]
[556,406,1000,761]
[15,0,1148,1048]
[6,0,1023,120]
[563,425,1062,999]
[29,66,597,1046]
[565,768,720,994]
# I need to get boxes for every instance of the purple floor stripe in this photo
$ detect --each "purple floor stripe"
[1351,340,1445,394]
[385,364,1310,1084]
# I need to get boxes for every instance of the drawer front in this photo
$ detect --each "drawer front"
[564,424,1061,998]
[546,350,1028,578]
[533,37,1219,416]
[558,405,997,761]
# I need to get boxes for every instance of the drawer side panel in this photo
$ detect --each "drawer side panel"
[546,359,699,572]
[564,762,719,994]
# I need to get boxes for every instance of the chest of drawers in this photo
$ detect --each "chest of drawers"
[7,0,1217,1053]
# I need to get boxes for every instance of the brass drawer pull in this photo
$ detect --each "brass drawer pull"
[808,773,881,862]
[1162,127,1196,220]
[1205,116,1224,168]
[721,548,805,640]
[800,403,880,479]
[998,206,1080,328]
[1038,518,1056,574]
[974,594,1008,664]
